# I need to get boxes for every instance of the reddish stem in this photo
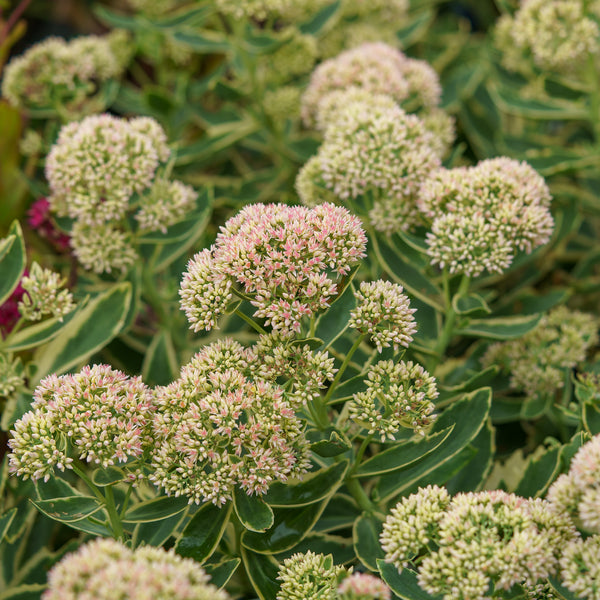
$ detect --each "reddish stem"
[0,0,32,46]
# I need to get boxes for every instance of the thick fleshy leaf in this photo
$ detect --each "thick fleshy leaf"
[378,560,443,600]
[275,532,355,565]
[66,517,113,537]
[134,511,187,547]
[171,30,229,52]
[142,330,179,386]
[315,283,356,350]
[452,293,491,317]
[514,446,561,498]
[583,402,600,436]
[375,389,491,502]
[234,488,274,533]
[0,583,47,600]
[241,547,280,600]
[33,283,132,382]
[313,494,361,533]
[35,477,81,501]
[396,8,434,46]
[0,222,25,306]
[299,1,341,35]
[456,313,542,340]
[371,234,443,312]
[548,576,581,600]
[306,427,352,457]
[241,501,327,554]
[93,4,141,29]
[204,558,241,589]
[123,495,189,523]
[437,366,498,405]
[91,466,126,487]
[263,461,349,507]
[356,428,452,477]
[354,514,385,571]
[175,502,231,563]
[148,5,213,28]
[30,496,104,523]
[0,508,17,542]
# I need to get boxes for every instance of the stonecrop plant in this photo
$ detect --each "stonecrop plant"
[1,1,600,599]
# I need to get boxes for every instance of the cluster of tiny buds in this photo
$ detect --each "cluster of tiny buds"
[349,280,417,353]
[8,365,155,482]
[348,359,438,440]
[215,0,295,20]
[180,203,367,335]
[17,262,75,322]
[381,486,578,600]
[43,538,229,600]
[482,306,598,399]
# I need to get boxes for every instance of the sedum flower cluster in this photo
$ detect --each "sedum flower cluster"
[43,538,229,600]
[46,114,197,273]
[17,262,75,322]
[559,535,600,600]
[348,359,438,440]
[483,306,598,398]
[418,157,554,277]
[337,573,391,600]
[495,0,600,75]
[8,365,155,482]
[0,353,24,398]
[547,434,600,534]
[1,33,129,115]
[150,354,311,505]
[349,280,417,353]
[179,203,367,334]
[215,0,295,20]
[296,100,442,234]
[301,42,442,131]
[381,486,577,600]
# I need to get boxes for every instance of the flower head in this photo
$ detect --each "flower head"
[0,353,24,398]
[349,280,417,352]
[276,551,348,600]
[560,535,600,600]
[337,573,391,600]
[180,203,367,335]
[483,306,598,398]
[43,538,229,600]
[8,365,155,482]
[348,360,437,440]
[150,361,310,505]
[17,262,75,322]
[215,0,295,20]
[419,157,554,277]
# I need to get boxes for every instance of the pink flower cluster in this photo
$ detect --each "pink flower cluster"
[180,203,367,335]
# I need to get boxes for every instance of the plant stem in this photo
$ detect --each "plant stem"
[345,475,375,513]
[104,485,125,541]
[323,334,366,405]
[234,308,266,334]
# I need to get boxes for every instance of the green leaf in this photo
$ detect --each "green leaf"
[33,283,132,382]
[0,508,17,541]
[142,330,179,386]
[378,560,443,600]
[313,494,361,533]
[548,576,581,600]
[583,402,600,436]
[241,547,280,600]
[0,222,25,306]
[0,584,47,600]
[66,517,113,537]
[376,389,491,502]
[275,532,355,565]
[263,461,349,507]
[148,5,213,28]
[514,446,561,498]
[134,511,187,547]
[355,428,453,477]
[306,427,352,457]
[35,477,81,500]
[241,501,327,554]
[452,293,491,317]
[456,313,542,340]
[123,495,189,523]
[204,558,240,589]
[91,466,126,487]
[396,8,434,47]
[171,30,230,52]
[354,514,384,571]
[371,233,443,312]
[4,303,83,352]
[299,1,341,35]
[176,502,231,563]
[315,283,356,350]
[437,366,498,404]
[30,496,103,523]
[234,488,274,533]
[93,5,141,29]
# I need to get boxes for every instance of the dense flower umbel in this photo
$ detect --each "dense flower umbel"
[180,203,367,335]
[8,365,155,482]
[43,538,229,600]
[483,306,598,398]
[418,157,554,277]
[276,551,348,600]
[348,360,438,440]
[296,100,441,234]
[337,573,391,600]
[349,280,417,352]
[559,535,600,600]
[495,0,600,75]
[0,353,24,397]
[17,262,75,322]
[547,434,600,534]
[301,42,441,129]
[1,34,127,114]
[215,0,294,19]
[382,488,578,600]
[150,362,311,506]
